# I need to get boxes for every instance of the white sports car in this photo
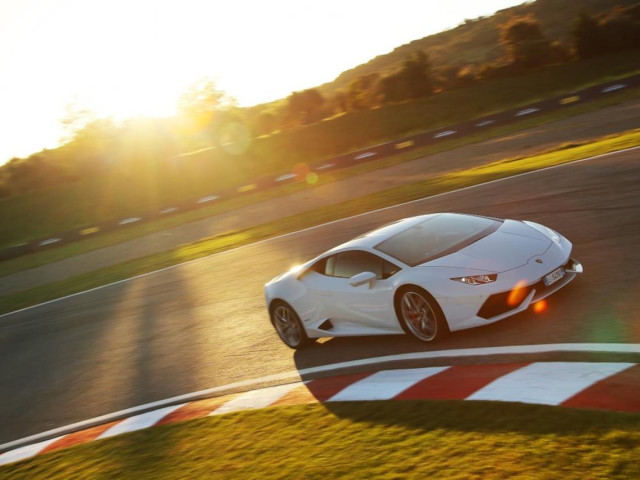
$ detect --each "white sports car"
[265,213,582,348]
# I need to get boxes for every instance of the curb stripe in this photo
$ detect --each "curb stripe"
[2,361,640,467]
[157,396,237,426]
[97,404,186,439]
[328,367,449,402]
[210,383,301,416]
[0,436,64,466]
[466,362,634,405]
[271,384,320,407]
[2,343,640,455]
[289,372,374,404]
[562,364,640,412]
[42,421,119,454]
[396,362,527,400]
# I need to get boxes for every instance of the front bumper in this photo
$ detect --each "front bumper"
[477,257,582,319]
[445,256,583,332]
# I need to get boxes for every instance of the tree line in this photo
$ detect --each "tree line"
[260,3,639,136]
[1,2,639,199]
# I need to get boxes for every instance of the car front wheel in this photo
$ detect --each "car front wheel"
[396,287,448,343]
[270,301,310,349]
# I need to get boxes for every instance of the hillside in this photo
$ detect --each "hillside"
[320,0,638,95]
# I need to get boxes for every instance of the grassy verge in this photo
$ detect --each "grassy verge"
[2,84,640,278]
[1,128,639,315]
[2,401,639,479]
[1,50,639,250]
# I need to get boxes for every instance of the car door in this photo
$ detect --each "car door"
[302,250,400,331]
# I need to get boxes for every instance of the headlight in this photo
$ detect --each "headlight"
[451,274,497,285]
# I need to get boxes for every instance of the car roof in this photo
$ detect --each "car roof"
[325,214,438,253]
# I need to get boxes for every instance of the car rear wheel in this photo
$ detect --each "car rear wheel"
[397,287,448,343]
[270,301,310,349]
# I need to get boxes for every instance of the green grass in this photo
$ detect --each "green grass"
[2,82,640,279]
[1,128,639,315]
[2,401,640,479]
[1,50,639,250]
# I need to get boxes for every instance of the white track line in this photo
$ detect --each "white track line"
[2,342,640,453]
[197,195,219,204]
[433,130,456,138]
[118,217,141,225]
[602,84,626,93]
[467,362,633,405]
[328,367,448,401]
[354,152,376,160]
[3,144,638,321]
[275,173,296,182]
[516,107,540,116]
[38,238,61,246]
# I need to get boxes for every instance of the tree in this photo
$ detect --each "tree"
[55,117,119,177]
[377,51,434,105]
[346,73,380,110]
[573,5,640,59]
[572,11,603,59]
[286,88,325,125]
[455,65,478,87]
[330,91,349,115]
[500,15,554,69]
[177,78,234,130]
[599,12,640,53]
[1,154,69,195]
[400,51,434,99]
[377,73,405,104]
[254,111,278,136]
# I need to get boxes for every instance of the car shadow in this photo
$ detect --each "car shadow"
[289,281,640,436]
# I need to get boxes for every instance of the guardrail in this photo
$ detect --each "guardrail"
[2,73,639,262]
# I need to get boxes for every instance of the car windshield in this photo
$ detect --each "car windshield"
[373,214,501,266]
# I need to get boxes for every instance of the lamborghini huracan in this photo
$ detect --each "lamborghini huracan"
[265,213,582,348]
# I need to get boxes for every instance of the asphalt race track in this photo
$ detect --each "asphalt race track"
[1,147,640,444]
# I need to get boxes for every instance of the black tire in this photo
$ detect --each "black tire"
[395,286,449,343]
[269,301,311,349]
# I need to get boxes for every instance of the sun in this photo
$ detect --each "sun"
[82,78,182,120]
[71,50,195,121]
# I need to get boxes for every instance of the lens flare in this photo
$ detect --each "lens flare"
[533,300,548,314]
[292,163,310,180]
[217,120,251,156]
[507,280,528,306]
[306,172,318,184]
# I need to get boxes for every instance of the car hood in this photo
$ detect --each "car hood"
[418,219,551,272]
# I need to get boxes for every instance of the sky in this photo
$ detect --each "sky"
[0,0,526,165]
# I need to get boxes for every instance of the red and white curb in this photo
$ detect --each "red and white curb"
[2,361,640,466]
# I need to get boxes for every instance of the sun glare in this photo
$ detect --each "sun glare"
[82,79,182,120]
[0,0,526,164]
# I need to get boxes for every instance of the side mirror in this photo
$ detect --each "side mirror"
[349,271,377,288]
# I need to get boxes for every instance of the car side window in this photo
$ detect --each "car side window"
[308,257,328,275]
[326,250,400,279]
